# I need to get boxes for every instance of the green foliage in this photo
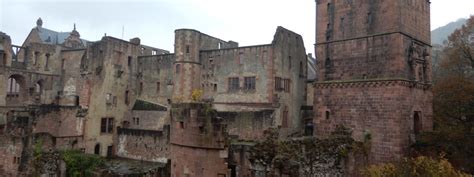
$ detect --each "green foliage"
[191,89,203,102]
[34,138,43,158]
[61,150,104,177]
[414,15,474,174]
[363,156,471,177]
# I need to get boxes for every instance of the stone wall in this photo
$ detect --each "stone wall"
[117,128,169,163]
[314,0,433,164]
[314,81,432,163]
[170,103,228,177]
[0,136,23,176]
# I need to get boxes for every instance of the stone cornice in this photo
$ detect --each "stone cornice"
[314,78,432,90]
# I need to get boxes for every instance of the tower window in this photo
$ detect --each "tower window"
[186,45,190,54]
[414,112,422,135]
[175,64,181,74]
[325,110,330,120]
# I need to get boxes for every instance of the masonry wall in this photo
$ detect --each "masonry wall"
[200,45,273,103]
[170,103,227,177]
[82,37,139,157]
[117,128,169,163]
[126,110,169,130]
[314,81,432,163]
[218,110,274,140]
[136,54,174,106]
[0,136,23,176]
[33,106,85,151]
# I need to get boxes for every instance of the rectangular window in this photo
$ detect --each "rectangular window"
[100,117,114,133]
[244,77,256,90]
[45,54,50,69]
[139,82,143,95]
[275,77,282,91]
[213,84,217,92]
[128,56,132,66]
[283,79,291,93]
[106,93,112,105]
[186,45,190,54]
[125,90,129,105]
[61,58,65,70]
[34,52,39,65]
[156,82,160,94]
[228,77,240,91]
[101,118,107,133]
[288,56,292,69]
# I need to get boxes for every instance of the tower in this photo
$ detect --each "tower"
[314,0,433,163]
[172,29,202,103]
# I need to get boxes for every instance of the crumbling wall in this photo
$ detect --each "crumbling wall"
[170,103,228,177]
[116,128,169,163]
[136,54,174,106]
[218,110,273,141]
[0,136,23,176]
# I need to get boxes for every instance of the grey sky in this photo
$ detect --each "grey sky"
[1,0,473,54]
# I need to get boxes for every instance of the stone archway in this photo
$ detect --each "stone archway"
[6,74,27,105]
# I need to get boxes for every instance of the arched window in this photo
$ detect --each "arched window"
[35,82,42,93]
[414,112,422,135]
[7,77,20,95]
[175,64,181,74]
[94,144,101,155]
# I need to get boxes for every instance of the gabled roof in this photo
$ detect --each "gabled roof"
[132,99,168,111]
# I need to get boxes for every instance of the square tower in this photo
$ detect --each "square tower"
[314,0,433,163]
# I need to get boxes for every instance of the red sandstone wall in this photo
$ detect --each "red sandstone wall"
[314,81,432,163]
[0,136,22,176]
[171,145,227,177]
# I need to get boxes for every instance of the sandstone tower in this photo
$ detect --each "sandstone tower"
[172,29,202,103]
[314,0,433,163]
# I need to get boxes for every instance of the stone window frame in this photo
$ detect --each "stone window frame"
[228,77,240,92]
[100,117,114,134]
[243,76,256,91]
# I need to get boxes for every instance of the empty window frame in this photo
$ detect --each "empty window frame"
[228,77,240,91]
[244,77,256,90]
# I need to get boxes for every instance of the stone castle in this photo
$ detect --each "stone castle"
[0,0,432,176]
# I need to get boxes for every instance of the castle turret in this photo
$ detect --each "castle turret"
[172,29,202,103]
[314,0,433,163]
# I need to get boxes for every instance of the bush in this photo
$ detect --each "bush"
[363,156,471,177]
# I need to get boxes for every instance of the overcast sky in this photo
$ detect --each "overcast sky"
[0,0,473,54]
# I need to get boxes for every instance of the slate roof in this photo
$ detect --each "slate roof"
[132,99,168,111]
[307,55,317,81]
[36,27,88,45]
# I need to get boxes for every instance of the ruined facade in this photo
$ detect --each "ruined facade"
[0,18,309,176]
[314,0,433,163]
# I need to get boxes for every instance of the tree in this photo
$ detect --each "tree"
[413,16,474,173]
